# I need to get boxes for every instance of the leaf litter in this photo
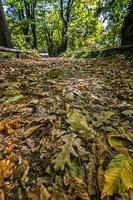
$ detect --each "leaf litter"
[0,56,133,199]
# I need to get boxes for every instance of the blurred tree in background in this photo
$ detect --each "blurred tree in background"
[1,0,132,55]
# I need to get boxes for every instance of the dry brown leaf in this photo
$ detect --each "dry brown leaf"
[23,125,43,138]
[65,174,90,200]
[28,185,51,200]
[0,189,4,200]
[28,186,40,200]
[85,143,97,196]
[98,165,105,193]
[14,160,29,179]
[3,139,17,154]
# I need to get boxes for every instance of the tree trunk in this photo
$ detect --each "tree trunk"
[0,0,13,48]
[18,9,30,44]
[59,24,68,53]
[23,26,31,43]
[121,2,133,45]
[31,22,37,49]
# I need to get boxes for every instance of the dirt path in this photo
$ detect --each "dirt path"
[0,56,133,200]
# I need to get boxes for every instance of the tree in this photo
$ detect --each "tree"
[6,0,38,49]
[58,0,74,53]
[0,0,13,47]
[93,0,131,47]
[121,1,133,45]
[68,0,102,50]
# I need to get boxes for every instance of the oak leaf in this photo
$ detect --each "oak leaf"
[53,133,87,171]
[66,104,95,139]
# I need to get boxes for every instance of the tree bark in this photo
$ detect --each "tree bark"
[0,0,13,48]
[31,0,37,49]
[60,23,68,52]
[31,21,37,49]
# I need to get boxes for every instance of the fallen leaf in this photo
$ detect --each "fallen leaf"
[0,118,19,134]
[40,184,51,200]
[23,125,43,138]
[64,173,90,200]
[93,111,115,127]
[6,95,24,103]
[66,103,96,139]
[0,159,13,187]
[53,133,87,171]
[108,135,133,150]
[14,160,29,179]
[0,189,4,200]
[121,109,133,121]
[122,109,133,116]
[101,154,133,198]
[28,185,51,200]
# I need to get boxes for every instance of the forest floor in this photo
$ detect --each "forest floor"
[0,56,133,200]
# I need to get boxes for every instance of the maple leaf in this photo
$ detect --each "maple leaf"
[52,133,87,171]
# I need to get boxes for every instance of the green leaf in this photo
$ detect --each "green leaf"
[101,154,133,198]
[69,160,85,177]
[66,104,96,139]
[122,109,133,117]
[52,133,87,171]
[6,95,24,103]
[0,82,20,89]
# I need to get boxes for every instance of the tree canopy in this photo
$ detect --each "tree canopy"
[0,0,132,54]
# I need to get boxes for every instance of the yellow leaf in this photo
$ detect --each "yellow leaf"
[40,184,51,200]
[101,154,133,199]
[108,135,133,151]
[23,125,43,138]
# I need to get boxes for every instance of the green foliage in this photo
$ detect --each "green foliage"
[3,0,132,54]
